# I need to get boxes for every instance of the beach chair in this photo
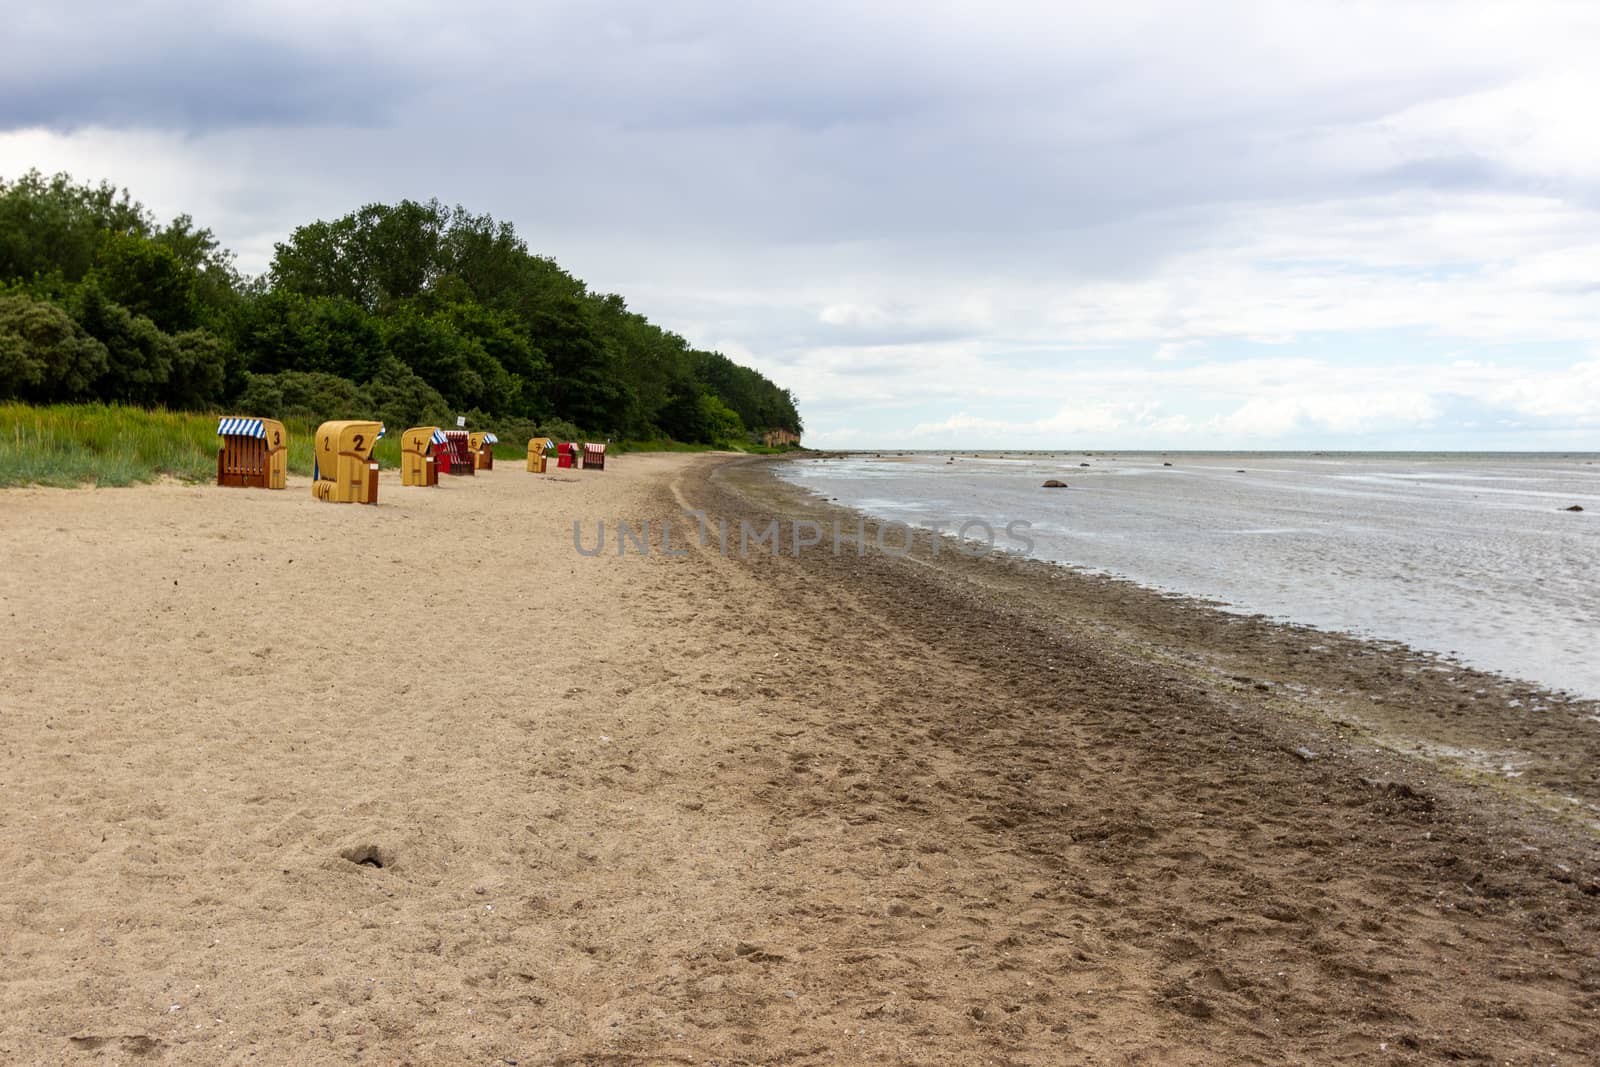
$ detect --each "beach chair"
[401,426,444,487]
[215,417,287,489]
[527,437,553,473]
[442,430,475,476]
[582,442,607,470]
[469,431,498,470]
[557,442,577,469]
[311,420,383,504]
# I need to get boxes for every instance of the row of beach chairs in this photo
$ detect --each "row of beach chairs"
[214,418,608,505]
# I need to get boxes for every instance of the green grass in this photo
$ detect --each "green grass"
[616,439,806,455]
[617,438,719,454]
[0,403,409,487]
[0,403,797,487]
[4,403,233,487]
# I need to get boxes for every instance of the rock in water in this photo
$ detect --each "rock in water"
[1042,479,1068,488]
[1163,462,1173,466]
[1564,504,1584,512]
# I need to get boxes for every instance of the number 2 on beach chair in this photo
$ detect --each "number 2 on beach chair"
[311,421,383,504]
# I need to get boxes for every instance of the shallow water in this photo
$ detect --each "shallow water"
[777,452,1600,698]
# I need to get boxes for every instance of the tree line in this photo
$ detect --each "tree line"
[0,170,802,446]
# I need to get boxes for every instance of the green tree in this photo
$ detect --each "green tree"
[0,170,152,285]
[699,393,746,446]
[364,355,453,430]
[89,232,202,333]
[69,284,176,406]
[0,292,109,401]
[163,329,228,410]
[236,369,368,424]
[380,305,475,410]
[0,173,804,436]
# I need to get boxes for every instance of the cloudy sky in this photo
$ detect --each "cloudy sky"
[4,1,1598,449]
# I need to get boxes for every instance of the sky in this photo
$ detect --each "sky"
[3,1,1599,450]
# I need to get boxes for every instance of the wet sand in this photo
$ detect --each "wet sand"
[0,453,1596,1064]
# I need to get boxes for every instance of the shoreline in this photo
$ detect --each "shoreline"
[778,449,1600,702]
[1,453,1597,1062]
[729,455,1600,824]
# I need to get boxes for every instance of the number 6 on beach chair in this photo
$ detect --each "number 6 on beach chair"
[216,417,287,489]
[311,420,383,504]
[469,431,498,470]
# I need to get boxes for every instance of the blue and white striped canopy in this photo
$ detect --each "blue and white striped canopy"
[216,417,265,438]
[483,433,499,444]
[376,426,386,439]
[430,429,448,445]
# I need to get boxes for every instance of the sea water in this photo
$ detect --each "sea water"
[776,452,1600,698]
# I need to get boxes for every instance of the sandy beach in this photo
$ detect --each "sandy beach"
[1,452,1597,1064]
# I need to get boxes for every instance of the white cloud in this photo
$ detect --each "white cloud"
[3,2,1600,448]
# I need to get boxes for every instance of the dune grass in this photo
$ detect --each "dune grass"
[617,438,720,454]
[3,404,227,487]
[0,403,417,488]
[0,403,796,488]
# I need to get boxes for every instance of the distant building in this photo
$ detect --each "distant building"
[762,428,801,448]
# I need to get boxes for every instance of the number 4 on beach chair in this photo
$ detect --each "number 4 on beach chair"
[401,427,444,487]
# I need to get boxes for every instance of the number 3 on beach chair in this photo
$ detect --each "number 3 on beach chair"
[311,420,383,504]
[216,417,287,489]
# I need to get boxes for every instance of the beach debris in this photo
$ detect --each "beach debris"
[1358,777,1435,810]
[1563,504,1583,512]
[1042,480,1068,488]
[1290,746,1320,762]
[734,941,786,963]
[339,844,391,870]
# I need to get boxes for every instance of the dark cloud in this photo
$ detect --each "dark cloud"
[0,4,404,131]
[4,2,1596,445]
[0,48,402,130]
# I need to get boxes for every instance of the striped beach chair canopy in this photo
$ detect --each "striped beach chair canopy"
[431,429,448,445]
[376,426,387,439]
[483,433,499,444]
[216,417,265,438]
